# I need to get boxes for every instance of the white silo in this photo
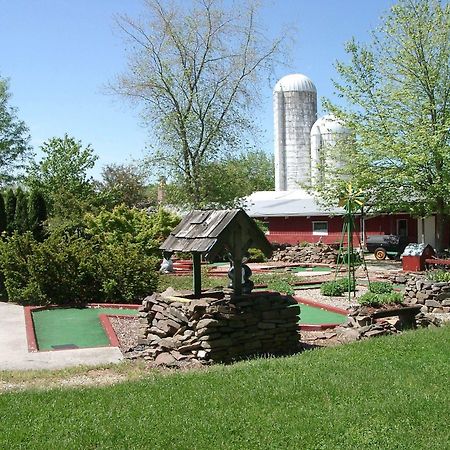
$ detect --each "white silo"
[273,74,317,191]
[310,114,349,185]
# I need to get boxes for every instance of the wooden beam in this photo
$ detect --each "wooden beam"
[192,252,202,298]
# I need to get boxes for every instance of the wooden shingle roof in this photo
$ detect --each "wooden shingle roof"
[160,209,272,260]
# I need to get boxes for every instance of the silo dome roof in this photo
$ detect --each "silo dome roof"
[274,73,316,93]
[311,114,349,135]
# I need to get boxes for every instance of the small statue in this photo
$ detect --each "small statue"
[227,252,254,294]
[160,251,174,273]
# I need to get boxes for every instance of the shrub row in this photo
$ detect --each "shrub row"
[0,206,181,306]
[0,232,159,305]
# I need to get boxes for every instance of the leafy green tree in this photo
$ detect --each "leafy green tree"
[0,194,6,234]
[5,188,16,233]
[165,151,274,208]
[26,134,98,225]
[96,162,149,208]
[113,0,285,207]
[321,0,450,251]
[14,187,28,233]
[0,76,32,184]
[28,190,47,241]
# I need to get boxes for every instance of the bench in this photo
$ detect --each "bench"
[370,305,422,329]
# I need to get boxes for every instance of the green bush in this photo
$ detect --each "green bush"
[426,269,450,282]
[358,291,403,307]
[247,247,267,263]
[84,205,180,257]
[0,231,160,306]
[97,240,159,302]
[336,277,356,292]
[252,272,297,294]
[369,281,393,294]
[320,281,344,296]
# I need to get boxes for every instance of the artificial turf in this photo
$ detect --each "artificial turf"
[0,326,448,449]
[298,303,346,325]
[32,308,139,351]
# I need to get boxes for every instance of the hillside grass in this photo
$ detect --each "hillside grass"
[0,326,449,449]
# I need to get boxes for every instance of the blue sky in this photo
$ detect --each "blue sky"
[0,0,395,180]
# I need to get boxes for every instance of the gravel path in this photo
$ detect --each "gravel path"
[109,316,140,353]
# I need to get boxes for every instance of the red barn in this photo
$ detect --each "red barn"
[244,190,436,248]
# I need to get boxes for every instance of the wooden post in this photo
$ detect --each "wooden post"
[233,255,243,297]
[192,252,202,298]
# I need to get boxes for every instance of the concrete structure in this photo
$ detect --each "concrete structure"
[273,74,317,191]
[244,72,443,249]
[310,114,350,186]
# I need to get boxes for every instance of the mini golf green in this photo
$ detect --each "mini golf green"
[32,307,139,351]
[296,303,346,325]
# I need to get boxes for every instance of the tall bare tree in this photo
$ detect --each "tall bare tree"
[113,0,285,206]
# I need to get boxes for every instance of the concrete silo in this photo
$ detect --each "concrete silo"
[273,73,317,191]
[310,114,349,186]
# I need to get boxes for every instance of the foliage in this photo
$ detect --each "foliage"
[27,190,47,241]
[247,248,267,263]
[0,75,32,184]
[84,205,180,256]
[358,291,403,307]
[96,162,150,208]
[14,187,28,233]
[5,188,16,233]
[165,151,275,208]
[96,239,159,303]
[320,281,345,296]
[0,193,6,234]
[336,277,356,292]
[114,0,285,207]
[369,281,394,294]
[1,326,449,449]
[426,269,450,283]
[0,232,98,305]
[252,272,297,294]
[0,229,161,305]
[26,134,98,224]
[319,0,450,250]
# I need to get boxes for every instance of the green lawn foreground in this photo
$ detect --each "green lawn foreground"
[1,326,449,450]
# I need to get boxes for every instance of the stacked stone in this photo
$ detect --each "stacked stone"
[404,275,450,313]
[334,306,400,341]
[271,243,337,264]
[131,291,300,367]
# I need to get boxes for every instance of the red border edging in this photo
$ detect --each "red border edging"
[24,304,140,352]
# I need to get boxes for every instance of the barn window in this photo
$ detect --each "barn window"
[312,221,328,236]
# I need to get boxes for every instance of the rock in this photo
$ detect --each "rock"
[425,300,441,308]
[154,352,177,366]
[196,318,220,329]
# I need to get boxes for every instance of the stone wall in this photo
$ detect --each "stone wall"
[271,243,337,265]
[133,291,300,367]
[404,275,450,313]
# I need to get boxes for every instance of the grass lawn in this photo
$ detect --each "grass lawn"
[1,326,449,449]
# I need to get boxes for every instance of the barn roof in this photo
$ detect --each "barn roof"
[243,190,345,217]
[160,209,272,260]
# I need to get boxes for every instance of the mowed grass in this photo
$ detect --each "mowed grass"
[1,326,449,450]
